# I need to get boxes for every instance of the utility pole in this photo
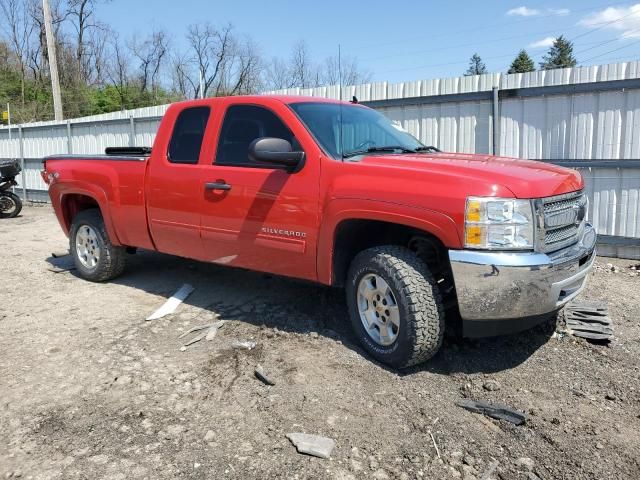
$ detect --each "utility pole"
[42,0,63,120]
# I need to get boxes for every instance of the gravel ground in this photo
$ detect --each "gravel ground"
[1,205,639,480]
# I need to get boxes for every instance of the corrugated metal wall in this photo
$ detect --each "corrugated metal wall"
[0,62,639,257]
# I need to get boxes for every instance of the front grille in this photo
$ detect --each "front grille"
[539,190,586,253]
[546,223,579,245]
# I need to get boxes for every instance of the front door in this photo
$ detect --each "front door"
[199,101,320,281]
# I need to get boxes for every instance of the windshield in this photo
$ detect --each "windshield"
[289,102,425,159]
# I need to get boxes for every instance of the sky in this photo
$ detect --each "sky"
[95,1,640,84]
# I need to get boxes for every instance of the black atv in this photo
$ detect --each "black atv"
[0,160,22,218]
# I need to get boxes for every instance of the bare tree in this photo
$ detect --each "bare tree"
[187,22,234,98]
[0,0,34,104]
[104,34,132,108]
[130,30,168,95]
[66,0,110,82]
[321,54,371,86]
[264,56,291,90]
[225,37,262,95]
[27,0,66,83]
[289,40,319,89]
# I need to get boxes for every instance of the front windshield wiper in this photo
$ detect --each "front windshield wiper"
[342,146,417,159]
[413,146,441,153]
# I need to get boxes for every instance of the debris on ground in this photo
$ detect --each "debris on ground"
[564,301,613,342]
[51,251,69,258]
[231,340,256,350]
[183,331,208,346]
[47,266,75,274]
[286,433,336,459]
[146,284,194,321]
[482,379,501,391]
[455,399,527,425]
[206,320,225,341]
[178,323,217,339]
[178,320,225,348]
[428,431,441,459]
[254,364,275,386]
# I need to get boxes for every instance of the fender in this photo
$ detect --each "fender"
[317,198,462,285]
[52,181,122,246]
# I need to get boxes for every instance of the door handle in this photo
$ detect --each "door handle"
[205,182,232,191]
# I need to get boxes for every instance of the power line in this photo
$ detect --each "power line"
[376,37,632,76]
[359,25,585,62]
[574,30,640,55]
[570,6,640,41]
[582,38,640,63]
[346,1,629,53]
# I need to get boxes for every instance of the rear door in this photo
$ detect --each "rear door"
[146,104,211,259]
[199,99,321,281]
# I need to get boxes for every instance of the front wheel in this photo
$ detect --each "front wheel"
[346,246,445,368]
[70,209,126,282]
[0,191,22,218]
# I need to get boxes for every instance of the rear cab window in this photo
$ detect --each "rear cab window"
[168,106,210,164]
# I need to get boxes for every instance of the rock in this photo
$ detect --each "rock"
[515,457,535,471]
[350,459,363,472]
[204,430,215,442]
[254,365,275,386]
[483,380,501,391]
[231,340,256,350]
[463,454,476,466]
[371,469,390,480]
[596,442,604,450]
[369,456,380,470]
[309,332,319,339]
[286,433,335,459]
[605,393,617,401]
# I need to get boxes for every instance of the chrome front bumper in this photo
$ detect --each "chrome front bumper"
[449,223,597,326]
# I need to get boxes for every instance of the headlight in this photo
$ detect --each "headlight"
[464,197,534,250]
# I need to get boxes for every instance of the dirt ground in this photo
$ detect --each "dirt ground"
[1,205,639,480]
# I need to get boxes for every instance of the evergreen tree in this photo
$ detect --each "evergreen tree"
[508,50,536,74]
[540,36,577,70]
[464,54,487,76]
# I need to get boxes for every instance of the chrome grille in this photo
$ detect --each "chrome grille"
[538,190,586,253]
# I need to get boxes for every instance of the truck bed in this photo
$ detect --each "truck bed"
[43,154,153,250]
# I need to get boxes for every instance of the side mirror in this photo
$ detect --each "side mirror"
[248,137,305,172]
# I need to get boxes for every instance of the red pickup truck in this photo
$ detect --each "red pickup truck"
[42,95,596,368]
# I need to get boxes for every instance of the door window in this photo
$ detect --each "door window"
[168,106,210,164]
[215,105,299,167]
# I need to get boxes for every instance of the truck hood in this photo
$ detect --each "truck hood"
[356,151,583,198]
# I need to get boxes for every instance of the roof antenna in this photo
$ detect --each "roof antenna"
[338,44,345,160]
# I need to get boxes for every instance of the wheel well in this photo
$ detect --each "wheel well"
[61,194,100,231]
[331,219,452,288]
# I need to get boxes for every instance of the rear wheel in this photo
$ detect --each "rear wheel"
[0,192,22,218]
[346,246,445,368]
[70,209,126,282]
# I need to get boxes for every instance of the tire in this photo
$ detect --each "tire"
[0,192,22,218]
[346,246,445,368]
[69,209,126,282]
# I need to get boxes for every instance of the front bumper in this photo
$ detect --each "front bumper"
[449,223,597,337]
